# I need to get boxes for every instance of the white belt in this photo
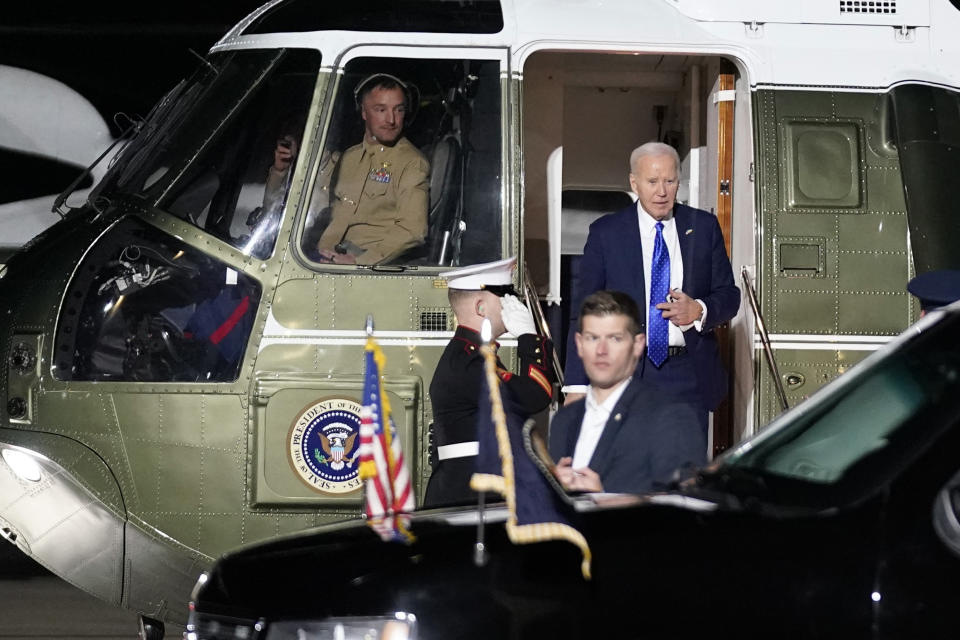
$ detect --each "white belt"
[437,441,479,461]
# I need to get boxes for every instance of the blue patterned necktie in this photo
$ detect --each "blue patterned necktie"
[648,221,670,367]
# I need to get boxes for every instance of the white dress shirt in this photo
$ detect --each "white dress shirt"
[571,377,632,469]
[636,202,709,341]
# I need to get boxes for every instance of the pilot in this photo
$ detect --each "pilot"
[316,73,430,265]
[423,256,555,507]
[907,269,960,315]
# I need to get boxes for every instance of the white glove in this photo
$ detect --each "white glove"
[500,294,537,337]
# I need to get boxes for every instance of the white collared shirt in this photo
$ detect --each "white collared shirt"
[571,377,632,469]
[636,202,708,345]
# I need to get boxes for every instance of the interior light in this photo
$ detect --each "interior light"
[2,448,42,482]
[871,591,882,602]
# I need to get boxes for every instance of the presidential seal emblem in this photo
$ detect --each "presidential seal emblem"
[288,398,363,494]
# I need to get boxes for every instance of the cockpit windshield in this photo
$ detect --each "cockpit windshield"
[719,309,960,508]
[97,49,321,260]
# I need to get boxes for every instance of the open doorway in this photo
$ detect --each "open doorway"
[521,49,748,453]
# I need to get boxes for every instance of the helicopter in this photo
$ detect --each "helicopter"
[2,0,960,635]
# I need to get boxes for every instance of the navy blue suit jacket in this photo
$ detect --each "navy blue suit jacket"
[564,202,740,410]
[548,377,706,494]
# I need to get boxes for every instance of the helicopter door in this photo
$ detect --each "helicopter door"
[521,51,745,388]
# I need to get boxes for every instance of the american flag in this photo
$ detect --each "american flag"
[358,336,416,543]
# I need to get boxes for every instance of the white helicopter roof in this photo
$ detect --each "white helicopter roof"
[212,0,960,92]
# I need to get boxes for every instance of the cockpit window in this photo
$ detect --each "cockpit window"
[299,57,503,268]
[99,49,321,260]
[723,312,960,503]
[54,217,261,382]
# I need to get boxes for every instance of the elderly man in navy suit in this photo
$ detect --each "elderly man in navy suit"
[563,141,740,434]
[550,291,704,493]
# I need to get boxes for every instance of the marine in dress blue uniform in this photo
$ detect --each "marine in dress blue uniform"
[424,257,555,507]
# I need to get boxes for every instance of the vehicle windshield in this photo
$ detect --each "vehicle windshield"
[96,49,321,260]
[718,308,960,508]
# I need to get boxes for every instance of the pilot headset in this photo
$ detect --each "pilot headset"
[353,72,419,125]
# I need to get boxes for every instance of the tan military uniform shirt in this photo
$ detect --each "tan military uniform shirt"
[318,136,430,264]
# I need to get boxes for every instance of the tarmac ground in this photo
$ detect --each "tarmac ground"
[0,544,185,640]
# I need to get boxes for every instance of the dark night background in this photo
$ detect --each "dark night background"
[2,2,267,137]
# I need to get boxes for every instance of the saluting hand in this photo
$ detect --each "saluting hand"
[500,294,537,337]
[655,288,703,327]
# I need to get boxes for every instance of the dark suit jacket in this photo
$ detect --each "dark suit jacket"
[548,377,706,494]
[564,202,740,410]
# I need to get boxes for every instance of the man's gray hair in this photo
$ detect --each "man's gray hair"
[629,141,681,175]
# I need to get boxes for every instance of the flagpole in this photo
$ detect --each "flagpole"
[361,314,374,524]
[473,318,493,568]
[474,489,487,567]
